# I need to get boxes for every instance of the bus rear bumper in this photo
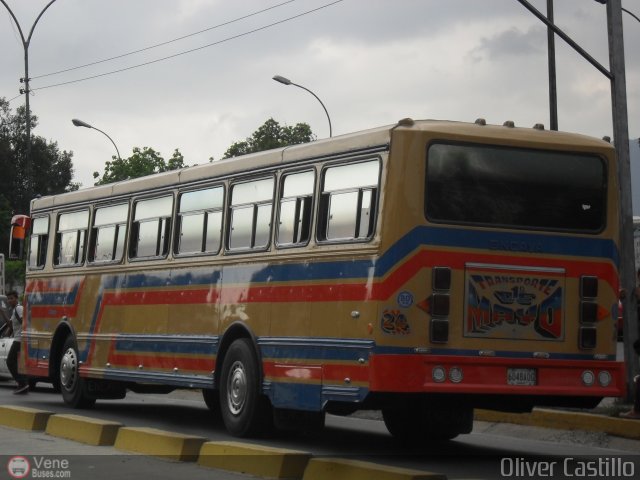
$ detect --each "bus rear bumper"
[369,354,625,398]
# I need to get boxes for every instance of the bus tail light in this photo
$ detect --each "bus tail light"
[581,370,595,386]
[598,370,612,387]
[580,301,598,323]
[580,276,598,298]
[432,366,446,383]
[430,318,449,343]
[449,367,463,383]
[431,294,450,316]
[579,326,597,349]
[433,267,451,291]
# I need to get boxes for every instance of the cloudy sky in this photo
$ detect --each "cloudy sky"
[1,0,639,190]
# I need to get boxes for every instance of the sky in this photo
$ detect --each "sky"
[1,0,639,195]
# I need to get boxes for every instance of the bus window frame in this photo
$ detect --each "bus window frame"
[174,184,226,258]
[53,208,90,268]
[87,201,131,266]
[225,175,275,254]
[316,157,381,245]
[27,215,50,271]
[128,193,175,262]
[275,168,316,249]
[423,140,609,235]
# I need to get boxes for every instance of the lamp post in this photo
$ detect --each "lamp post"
[72,119,122,161]
[272,75,332,138]
[1,0,58,202]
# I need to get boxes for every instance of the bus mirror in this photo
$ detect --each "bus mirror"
[9,214,31,260]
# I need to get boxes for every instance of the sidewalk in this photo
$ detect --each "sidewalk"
[474,397,640,441]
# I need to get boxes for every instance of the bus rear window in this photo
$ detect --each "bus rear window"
[425,143,606,232]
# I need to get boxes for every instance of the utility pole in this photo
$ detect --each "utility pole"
[517,0,637,400]
[0,0,58,204]
[606,0,638,400]
[546,0,558,131]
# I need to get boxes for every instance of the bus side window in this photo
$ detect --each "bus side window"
[317,160,380,242]
[88,203,129,264]
[54,210,90,267]
[130,195,173,259]
[277,170,314,247]
[228,177,274,251]
[28,216,50,269]
[176,186,224,256]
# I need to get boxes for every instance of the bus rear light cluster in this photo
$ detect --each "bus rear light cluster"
[430,267,451,344]
[578,275,598,350]
[581,370,612,387]
[431,365,464,384]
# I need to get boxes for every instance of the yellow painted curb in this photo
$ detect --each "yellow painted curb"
[45,414,122,446]
[198,441,311,479]
[302,458,446,480]
[114,426,206,461]
[475,408,640,441]
[0,405,53,431]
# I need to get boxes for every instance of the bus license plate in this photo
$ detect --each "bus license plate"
[507,368,537,386]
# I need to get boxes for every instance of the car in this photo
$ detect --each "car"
[0,294,14,381]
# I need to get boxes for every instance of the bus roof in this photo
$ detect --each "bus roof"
[31,119,613,212]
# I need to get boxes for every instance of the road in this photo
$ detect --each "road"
[1,378,639,480]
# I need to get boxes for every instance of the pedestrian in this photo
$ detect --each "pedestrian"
[1,290,29,394]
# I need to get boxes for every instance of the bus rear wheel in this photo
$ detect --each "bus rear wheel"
[219,338,271,437]
[59,335,95,409]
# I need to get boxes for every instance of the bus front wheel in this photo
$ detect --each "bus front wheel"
[59,335,95,409]
[219,338,271,437]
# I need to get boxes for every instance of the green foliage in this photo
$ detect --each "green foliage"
[93,147,186,185]
[5,260,26,291]
[223,118,315,159]
[0,97,77,262]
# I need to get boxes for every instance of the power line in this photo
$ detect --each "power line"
[31,0,299,80]
[33,0,343,92]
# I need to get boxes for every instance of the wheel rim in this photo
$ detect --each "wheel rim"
[60,347,78,392]
[226,360,247,416]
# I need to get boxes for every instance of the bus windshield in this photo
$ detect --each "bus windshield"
[425,142,606,232]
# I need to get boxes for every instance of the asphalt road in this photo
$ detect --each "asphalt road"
[1,379,639,480]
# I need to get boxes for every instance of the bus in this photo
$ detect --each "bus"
[11,118,625,440]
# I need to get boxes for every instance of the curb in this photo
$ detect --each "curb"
[45,414,122,446]
[114,426,207,461]
[0,403,449,479]
[302,458,447,480]
[198,441,310,478]
[0,405,53,431]
[475,408,640,441]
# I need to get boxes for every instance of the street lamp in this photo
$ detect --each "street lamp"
[72,119,121,161]
[272,75,332,138]
[1,0,58,201]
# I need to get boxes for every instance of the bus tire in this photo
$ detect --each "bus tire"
[219,338,270,437]
[59,335,96,409]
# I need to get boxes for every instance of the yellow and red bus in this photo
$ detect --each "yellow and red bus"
[13,118,624,440]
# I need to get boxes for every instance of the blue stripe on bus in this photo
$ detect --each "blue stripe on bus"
[26,226,619,309]
[113,336,218,355]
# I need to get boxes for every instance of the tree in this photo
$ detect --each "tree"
[0,97,78,258]
[93,147,186,185]
[223,118,315,159]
